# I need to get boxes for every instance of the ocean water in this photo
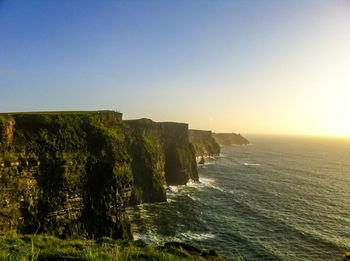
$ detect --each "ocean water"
[127,135,350,260]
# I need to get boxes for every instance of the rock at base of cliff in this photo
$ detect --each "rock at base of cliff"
[160,242,224,260]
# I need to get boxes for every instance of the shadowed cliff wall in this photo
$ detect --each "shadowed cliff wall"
[189,129,220,157]
[123,119,166,205]
[124,119,198,205]
[158,122,198,185]
[0,111,132,239]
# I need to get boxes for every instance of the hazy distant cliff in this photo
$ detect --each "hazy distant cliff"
[0,111,132,239]
[213,133,249,146]
[189,129,220,157]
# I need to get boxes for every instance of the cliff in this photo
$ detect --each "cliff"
[123,119,167,205]
[0,111,224,259]
[124,119,198,205]
[189,129,220,157]
[158,122,198,185]
[213,133,249,146]
[0,111,133,239]
[0,110,199,237]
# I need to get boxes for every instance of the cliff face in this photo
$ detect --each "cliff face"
[123,119,166,205]
[189,129,220,157]
[213,133,249,146]
[124,120,198,205]
[0,111,200,237]
[0,111,133,239]
[158,122,198,185]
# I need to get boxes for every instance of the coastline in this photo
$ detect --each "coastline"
[0,111,251,260]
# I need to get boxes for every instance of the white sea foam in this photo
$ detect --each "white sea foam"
[243,162,261,166]
[166,198,175,203]
[178,232,216,241]
[133,233,157,245]
[135,231,216,246]
[186,177,228,193]
[167,177,225,196]
[199,177,215,185]
[207,184,226,193]
[168,185,180,193]
[186,177,215,189]
[188,195,199,201]
[133,232,143,241]
[203,161,216,166]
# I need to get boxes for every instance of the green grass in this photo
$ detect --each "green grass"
[0,234,214,261]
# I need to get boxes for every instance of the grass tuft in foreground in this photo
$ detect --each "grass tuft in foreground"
[0,234,224,260]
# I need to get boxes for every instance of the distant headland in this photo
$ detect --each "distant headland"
[212,132,250,146]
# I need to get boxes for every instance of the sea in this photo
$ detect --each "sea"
[127,135,350,260]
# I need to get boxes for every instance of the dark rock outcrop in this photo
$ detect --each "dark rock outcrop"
[213,132,249,146]
[0,111,133,239]
[160,242,224,260]
[189,129,220,157]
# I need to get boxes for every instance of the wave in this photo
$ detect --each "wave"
[199,177,215,185]
[188,195,200,201]
[129,141,350,260]
[243,162,261,166]
[133,231,216,246]
[167,185,180,193]
[133,233,155,245]
[187,177,228,194]
[178,231,216,241]
[227,196,350,252]
[167,178,217,193]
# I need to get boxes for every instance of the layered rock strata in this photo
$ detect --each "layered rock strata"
[0,111,132,239]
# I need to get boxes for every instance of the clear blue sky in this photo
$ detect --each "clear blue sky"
[1,0,350,135]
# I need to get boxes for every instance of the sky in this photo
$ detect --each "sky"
[1,0,350,136]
